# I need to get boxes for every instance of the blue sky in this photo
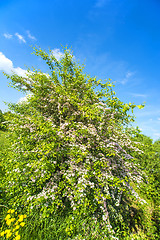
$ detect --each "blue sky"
[0,0,160,141]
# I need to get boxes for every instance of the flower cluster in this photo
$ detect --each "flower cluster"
[0,209,27,239]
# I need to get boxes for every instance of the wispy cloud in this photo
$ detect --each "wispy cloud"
[26,30,36,41]
[76,48,136,85]
[134,107,160,118]
[3,31,36,42]
[0,52,27,76]
[15,33,26,43]
[153,132,160,138]
[132,104,160,141]
[51,49,65,61]
[120,71,135,85]
[131,93,147,98]
[133,117,160,141]
[94,0,110,8]
[3,33,13,39]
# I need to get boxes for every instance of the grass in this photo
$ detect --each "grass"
[1,202,159,240]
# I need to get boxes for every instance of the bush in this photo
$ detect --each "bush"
[0,46,155,239]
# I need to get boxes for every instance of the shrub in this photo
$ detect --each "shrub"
[1,46,150,239]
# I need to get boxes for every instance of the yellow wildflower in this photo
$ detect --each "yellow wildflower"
[18,215,23,222]
[6,217,15,225]
[15,231,19,236]
[0,231,5,237]
[14,235,21,240]
[6,219,12,226]
[5,214,11,220]
[15,225,20,230]
[23,214,27,218]
[6,231,12,238]
[7,209,11,213]
[14,221,19,226]
[7,209,15,214]
[20,222,25,227]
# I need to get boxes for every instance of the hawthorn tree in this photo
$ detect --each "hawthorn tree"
[1,47,147,238]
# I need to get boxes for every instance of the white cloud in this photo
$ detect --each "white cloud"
[26,30,36,41]
[15,33,26,43]
[3,33,13,39]
[51,49,65,61]
[0,52,27,76]
[17,93,33,104]
[18,96,28,104]
[0,52,13,73]
[14,67,27,77]
[158,118,160,121]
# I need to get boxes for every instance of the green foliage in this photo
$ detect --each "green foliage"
[0,46,159,239]
[130,128,160,202]
[0,110,5,131]
[0,110,12,131]
[127,127,160,237]
[0,130,13,217]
